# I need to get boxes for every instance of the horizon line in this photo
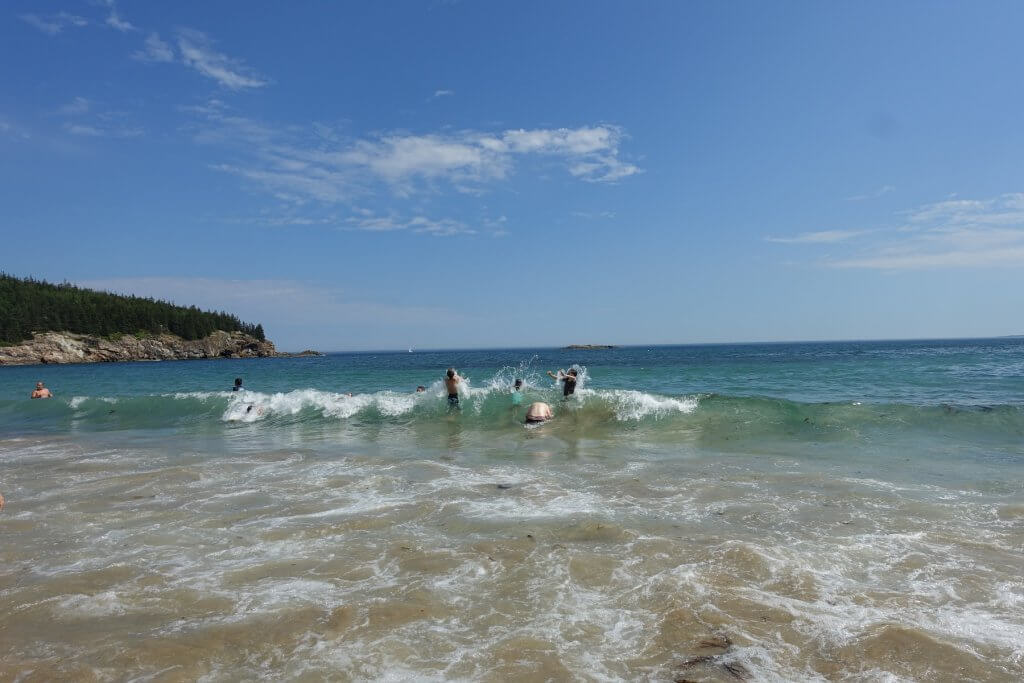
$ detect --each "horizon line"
[293,334,1023,355]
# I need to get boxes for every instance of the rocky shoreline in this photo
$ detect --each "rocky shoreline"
[0,331,321,366]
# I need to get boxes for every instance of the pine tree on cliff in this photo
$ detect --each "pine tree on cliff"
[0,273,267,345]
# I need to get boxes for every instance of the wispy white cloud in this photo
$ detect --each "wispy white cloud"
[432,89,454,99]
[57,97,91,116]
[176,29,269,90]
[571,210,616,220]
[775,193,1024,269]
[766,229,868,244]
[0,118,32,141]
[97,0,135,32]
[63,121,143,138]
[20,12,88,36]
[221,213,339,227]
[134,32,175,62]
[905,194,1024,226]
[189,104,639,207]
[105,11,134,32]
[846,185,895,201]
[832,246,1024,269]
[55,97,143,138]
[346,214,475,236]
[219,207,486,237]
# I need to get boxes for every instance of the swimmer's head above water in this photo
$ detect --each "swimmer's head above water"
[524,401,553,424]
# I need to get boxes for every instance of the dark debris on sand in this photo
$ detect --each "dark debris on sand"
[672,632,749,681]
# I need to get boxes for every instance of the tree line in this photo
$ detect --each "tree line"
[0,273,265,344]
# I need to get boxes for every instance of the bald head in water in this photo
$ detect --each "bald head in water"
[525,402,553,423]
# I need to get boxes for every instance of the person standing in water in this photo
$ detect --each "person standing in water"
[30,382,52,399]
[445,368,462,409]
[511,379,524,405]
[233,377,244,392]
[547,368,578,397]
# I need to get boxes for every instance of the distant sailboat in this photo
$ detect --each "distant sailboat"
[408,347,413,353]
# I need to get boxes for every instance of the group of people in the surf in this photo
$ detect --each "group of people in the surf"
[28,367,581,425]
[443,366,578,424]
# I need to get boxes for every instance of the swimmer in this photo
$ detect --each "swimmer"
[30,381,52,399]
[232,377,244,392]
[525,401,553,424]
[547,368,578,397]
[416,386,426,393]
[511,378,524,406]
[0,491,5,511]
[445,368,462,409]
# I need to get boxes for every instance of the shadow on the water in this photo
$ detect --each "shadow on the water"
[443,414,464,460]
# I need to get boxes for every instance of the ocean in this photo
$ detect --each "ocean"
[1,339,1022,681]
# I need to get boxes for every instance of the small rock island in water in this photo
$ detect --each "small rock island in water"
[562,344,617,350]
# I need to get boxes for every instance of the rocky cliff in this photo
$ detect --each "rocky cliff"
[0,330,308,366]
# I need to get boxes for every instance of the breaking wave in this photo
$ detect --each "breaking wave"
[4,383,1023,442]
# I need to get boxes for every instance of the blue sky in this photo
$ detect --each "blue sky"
[3,1,1023,350]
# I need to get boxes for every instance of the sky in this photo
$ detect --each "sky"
[2,1,1024,351]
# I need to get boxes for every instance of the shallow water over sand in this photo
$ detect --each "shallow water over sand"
[2,427,1021,681]
[2,341,1023,680]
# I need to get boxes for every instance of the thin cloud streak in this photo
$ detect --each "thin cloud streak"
[766,230,867,244]
[846,185,895,201]
[346,214,475,236]
[776,192,1024,270]
[20,12,88,36]
[176,29,269,90]
[58,97,91,116]
[831,247,1024,269]
[134,33,175,62]
[99,0,135,32]
[63,122,143,138]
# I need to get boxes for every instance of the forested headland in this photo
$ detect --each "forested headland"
[0,274,265,344]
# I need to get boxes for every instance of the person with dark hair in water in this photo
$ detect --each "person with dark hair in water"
[415,386,426,393]
[233,378,244,392]
[511,378,524,406]
[444,368,462,409]
[547,368,578,397]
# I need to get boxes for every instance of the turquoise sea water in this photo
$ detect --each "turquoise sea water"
[1,339,1022,680]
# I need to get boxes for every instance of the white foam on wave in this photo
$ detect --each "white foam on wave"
[69,395,119,409]
[234,578,338,611]
[582,389,699,421]
[56,590,130,618]
[725,527,1024,669]
[220,388,420,422]
[458,486,608,520]
[171,391,228,400]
